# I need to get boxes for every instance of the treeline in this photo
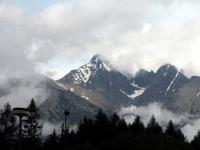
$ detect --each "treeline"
[1,100,200,150]
[0,99,42,150]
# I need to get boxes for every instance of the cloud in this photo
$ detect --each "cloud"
[0,75,47,107]
[2,0,200,80]
[119,103,200,141]
[182,119,200,141]
[42,121,61,136]
[119,103,188,126]
[42,121,77,136]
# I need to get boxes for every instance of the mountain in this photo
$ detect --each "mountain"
[45,55,200,122]
[169,76,200,114]
[0,75,101,124]
[133,64,189,106]
[38,77,101,124]
[2,54,200,124]
[57,55,140,111]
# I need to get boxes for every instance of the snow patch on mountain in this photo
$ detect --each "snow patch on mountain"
[165,69,180,95]
[70,88,74,92]
[196,88,200,97]
[120,88,145,100]
[120,89,128,95]
[163,64,171,77]
[56,82,68,90]
[129,88,145,99]
[131,81,140,88]
[71,55,112,85]
[73,63,94,84]
[81,95,89,100]
[102,62,111,71]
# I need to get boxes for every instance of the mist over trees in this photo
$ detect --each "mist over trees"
[0,100,200,150]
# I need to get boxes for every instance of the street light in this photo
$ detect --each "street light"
[64,110,70,134]
[13,108,30,150]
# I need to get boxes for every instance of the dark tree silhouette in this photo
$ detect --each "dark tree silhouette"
[0,103,16,150]
[0,103,16,137]
[174,129,185,142]
[24,98,42,139]
[43,129,59,150]
[146,115,163,135]
[77,117,95,143]
[22,99,42,150]
[191,131,200,149]
[165,120,176,137]
[165,120,185,142]
[0,102,197,150]
[130,115,144,134]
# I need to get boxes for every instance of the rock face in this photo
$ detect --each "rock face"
[57,55,138,111]
[39,77,100,124]
[170,76,200,114]
[0,75,101,124]
[133,64,189,107]
[2,54,200,124]
[42,55,200,123]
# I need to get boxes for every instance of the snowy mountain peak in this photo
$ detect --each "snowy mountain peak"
[156,64,178,77]
[90,54,101,64]
[59,54,113,86]
[135,69,150,77]
[90,54,112,71]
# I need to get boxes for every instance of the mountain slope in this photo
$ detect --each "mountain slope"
[0,75,101,124]
[169,76,200,114]
[38,77,101,124]
[2,55,200,124]
[57,55,140,111]
[133,64,189,106]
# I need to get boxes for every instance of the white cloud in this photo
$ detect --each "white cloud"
[119,103,188,126]
[42,121,77,136]
[182,119,200,141]
[0,75,47,107]
[119,103,200,141]
[0,0,200,79]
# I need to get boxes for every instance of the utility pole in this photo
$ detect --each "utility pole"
[64,110,70,134]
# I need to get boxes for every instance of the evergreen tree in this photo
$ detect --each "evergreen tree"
[109,113,121,136]
[25,98,42,139]
[23,99,42,150]
[146,115,163,135]
[94,110,109,126]
[110,113,121,128]
[0,103,16,137]
[43,129,59,150]
[174,129,185,142]
[191,131,200,150]
[165,120,185,141]
[117,118,127,132]
[165,120,176,138]
[0,103,16,150]
[78,117,95,142]
[130,116,144,134]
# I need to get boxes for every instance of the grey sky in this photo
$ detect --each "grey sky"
[0,0,200,79]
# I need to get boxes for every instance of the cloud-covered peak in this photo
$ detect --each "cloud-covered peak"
[156,64,177,75]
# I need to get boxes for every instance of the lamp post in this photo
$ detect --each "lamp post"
[13,108,30,150]
[64,110,70,134]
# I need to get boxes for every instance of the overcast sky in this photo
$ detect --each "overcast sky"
[1,0,200,79]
